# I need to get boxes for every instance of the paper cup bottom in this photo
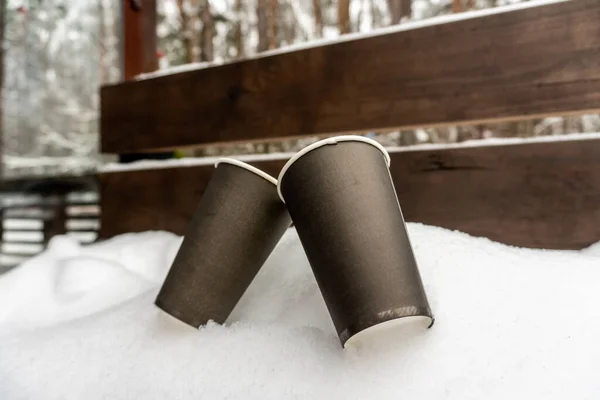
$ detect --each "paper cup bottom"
[344,315,433,349]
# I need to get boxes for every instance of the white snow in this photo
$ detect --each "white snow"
[1,223,600,399]
[385,131,600,153]
[99,132,600,173]
[134,61,222,80]
[99,151,293,173]
[136,0,566,81]
[0,232,181,334]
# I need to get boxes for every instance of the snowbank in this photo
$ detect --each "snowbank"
[1,224,599,399]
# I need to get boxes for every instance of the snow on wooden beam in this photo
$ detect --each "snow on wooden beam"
[99,137,600,249]
[101,0,600,153]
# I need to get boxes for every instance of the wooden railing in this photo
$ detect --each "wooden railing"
[98,0,600,250]
[0,176,99,270]
[102,0,600,152]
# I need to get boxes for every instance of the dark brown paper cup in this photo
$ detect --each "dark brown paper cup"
[277,136,433,347]
[155,158,292,328]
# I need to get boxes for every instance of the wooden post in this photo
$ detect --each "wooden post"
[43,197,67,246]
[122,0,158,80]
[0,208,4,245]
[120,0,172,161]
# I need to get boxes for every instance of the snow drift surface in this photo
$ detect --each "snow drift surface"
[1,225,599,399]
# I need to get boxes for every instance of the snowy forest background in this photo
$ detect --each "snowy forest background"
[2,0,599,178]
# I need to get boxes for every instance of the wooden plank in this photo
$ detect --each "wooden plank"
[99,138,600,249]
[66,215,101,220]
[101,0,600,153]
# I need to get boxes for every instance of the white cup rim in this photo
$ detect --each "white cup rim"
[215,158,278,186]
[276,135,391,202]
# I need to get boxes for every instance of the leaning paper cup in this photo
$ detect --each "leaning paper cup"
[277,136,434,348]
[155,158,292,328]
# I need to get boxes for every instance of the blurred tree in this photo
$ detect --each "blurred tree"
[312,0,323,37]
[387,0,411,23]
[256,0,269,52]
[452,0,475,12]
[338,0,350,34]
[232,0,245,58]
[176,0,196,62]
[199,0,213,61]
[267,0,280,49]
[2,0,120,177]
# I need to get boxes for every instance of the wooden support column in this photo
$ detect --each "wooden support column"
[122,0,158,80]
[120,0,171,161]
[43,197,68,245]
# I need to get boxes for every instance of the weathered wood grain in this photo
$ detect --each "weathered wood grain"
[101,0,600,153]
[99,138,600,249]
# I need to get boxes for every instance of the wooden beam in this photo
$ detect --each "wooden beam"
[0,0,6,181]
[101,0,600,153]
[122,0,157,80]
[99,137,600,249]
